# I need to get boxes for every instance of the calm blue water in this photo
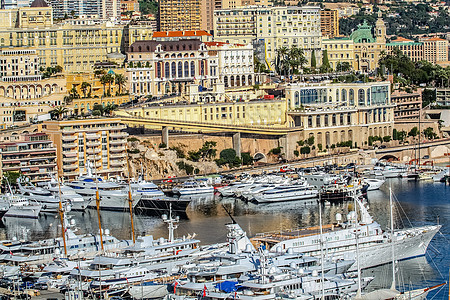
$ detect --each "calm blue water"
[1,178,449,298]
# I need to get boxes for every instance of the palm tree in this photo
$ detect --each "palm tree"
[69,86,79,99]
[289,46,306,75]
[273,46,290,76]
[103,103,118,116]
[114,74,126,95]
[80,82,91,98]
[100,74,112,96]
[50,106,69,120]
[94,69,106,78]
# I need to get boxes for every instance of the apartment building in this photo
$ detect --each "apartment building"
[158,0,201,31]
[422,37,448,63]
[0,4,152,73]
[213,6,322,67]
[43,118,128,180]
[286,81,394,148]
[152,30,213,42]
[126,39,219,97]
[322,37,355,70]
[391,89,422,120]
[121,0,139,13]
[386,37,424,62]
[46,0,121,19]
[0,48,41,83]
[320,9,339,38]
[436,88,450,106]
[0,133,57,183]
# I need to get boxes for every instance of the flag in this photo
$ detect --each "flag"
[234,291,238,299]
[174,281,178,294]
[203,284,207,297]
[9,251,13,255]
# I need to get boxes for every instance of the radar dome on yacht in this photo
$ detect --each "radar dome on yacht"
[289,262,297,269]
[275,246,282,253]
[54,248,61,255]
[336,213,342,223]
[104,229,110,235]
[162,214,168,220]
[287,248,294,254]
[269,266,278,274]
[245,244,253,253]
[298,268,304,274]
[312,270,319,277]
[159,237,164,244]
[12,237,17,241]
[65,205,71,212]
[70,219,76,226]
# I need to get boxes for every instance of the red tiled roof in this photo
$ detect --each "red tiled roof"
[425,37,447,41]
[152,30,212,38]
[391,36,413,42]
[204,41,246,47]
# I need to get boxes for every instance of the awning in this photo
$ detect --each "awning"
[4,160,20,164]
[30,167,39,171]
[64,153,77,158]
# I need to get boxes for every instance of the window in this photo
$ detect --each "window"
[190,61,195,77]
[358,89,365,106]
[342,89,347,103]
[164,62,169,78]
[316,115,320,127]
[171,62,176,78]
[308,115,312,127]
[349,89,354,105]
[177,62,182,78]
[184,61,189,77]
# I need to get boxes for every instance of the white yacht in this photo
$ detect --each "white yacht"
[363,178,385,191]
[17,180,63,213]
[66,168,141,211]
[251,195,441,271]
[252,180,318,203]
[0,193,41,219]
[433,169,450,182]
[45,179,91,211]
[172,180,214,195]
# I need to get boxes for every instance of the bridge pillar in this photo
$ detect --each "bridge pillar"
[162,126,169,147]
[233,132,241,158]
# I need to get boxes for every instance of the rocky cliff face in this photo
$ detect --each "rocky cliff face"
[127,140,221,180]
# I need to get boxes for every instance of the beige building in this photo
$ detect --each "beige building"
[422,37,448,63]
[286,81,394,148]
[158,0,201,31]
[0,3,152,73]
[386,37,424,62]
[42,118,128,180]
[0,48,41,83]
[213,5,322,68]
[0,132,57,183]
[322,38,355,70]
[320,9,339,38]
[119,98,287,127]
[391,89,422,120]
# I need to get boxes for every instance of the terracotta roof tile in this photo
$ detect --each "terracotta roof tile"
[152,30,212,38]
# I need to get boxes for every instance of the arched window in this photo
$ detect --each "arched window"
[248,75,252,85]
[200,61,205,76]
[224,75,228,87]
[190,61,195,77]
[340,113,344,125]
[332,114,336,126]
[164,62,170,78]
[336,89,339,102]
[156,62,161,78]
[184,61,189,77]
[341,89,347,103]
[367,89,371,105]
[358,89,365,106]
[316,115,321,127]
[177,62,182,78]
[308,115,313,127]
[171,62,176,78]
[236,76,240,86]
[230,75,235,86]
[294,92,299,107]
[324,115,329,126]
[349,89,354,105]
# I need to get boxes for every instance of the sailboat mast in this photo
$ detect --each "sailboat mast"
[92,156,104,251]
[389,187,396,290]
[126,146,136,244]
[57,176,68,257]
[318,195,325,300]
[354,192,362,297]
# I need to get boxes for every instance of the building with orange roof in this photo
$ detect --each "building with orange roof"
[386,37,424,62]
[422,37,448,63]
[158,0,201,31]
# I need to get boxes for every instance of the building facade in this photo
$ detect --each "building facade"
[322,37,355,71]
[422,37,448,63]
[0,4,152,73]
[126,39,218,97]
[436,88,450,107]
[387,36,448,64]
[386,37,424,62]
[43,118,128,180]
[286,81,394,148]
[320,9,339,38]
[158,0,201,31]
[47,0,121,20]
[213,6,322,68]
[0,133,57,183]
[391,89,422,120]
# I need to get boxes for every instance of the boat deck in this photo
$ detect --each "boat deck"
[250,223,340,248]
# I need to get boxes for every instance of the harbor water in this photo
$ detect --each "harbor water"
[1,178,449,298]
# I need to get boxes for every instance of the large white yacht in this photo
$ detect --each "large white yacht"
[66,167,141,211]
[252,180,318,203]
[251,195,441,271]
[172,180,214,195]
[0,193,41,219]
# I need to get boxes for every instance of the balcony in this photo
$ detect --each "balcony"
[86,134,100,140]
[64,143,77,148]
[87,141,101,147]
[109,132,128,138]
[62,135,77,142]
[110,153,126,159]
[63,164,78,171]
[110,161,124,167]
[110,147,125,152]
[109,139,126,145]
[86,155,102,161]
[86,148,101,155]
[63,156,78,163]
[62,150,77,156]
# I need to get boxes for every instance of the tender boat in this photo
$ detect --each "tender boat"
[172,180,214,195]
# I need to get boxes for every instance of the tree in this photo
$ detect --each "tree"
[336,61,351,72]
[273,46,290,76]
[423,127,437,139]
[50,106,69,120]
[306,136,315,146]
[100,74,114,96]
[289,46,307,75]
[80,82,91,98]
[408,127,419,137]
[216,148,241,168]
[115,74,126,95]
[310,50,317,70]
[103,103,118,116]
[2,171,21,187]
[422,89,436,107]
[320,50,331,73]
[241,152,253,165]
[69,86,79,99]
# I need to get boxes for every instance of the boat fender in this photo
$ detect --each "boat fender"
[175,250,181,255]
